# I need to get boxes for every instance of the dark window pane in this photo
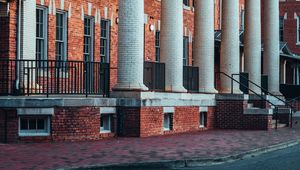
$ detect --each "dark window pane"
[29,119,36,130]
[20,119,28,130]
[37,119,45,130]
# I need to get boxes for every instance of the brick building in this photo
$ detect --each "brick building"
[0,0,298,143]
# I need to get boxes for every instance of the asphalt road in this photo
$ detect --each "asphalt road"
[177,144,300,170]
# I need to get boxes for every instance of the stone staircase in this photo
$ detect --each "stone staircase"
[244,96,291,129]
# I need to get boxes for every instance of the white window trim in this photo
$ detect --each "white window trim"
[297,16,300,45]
[163,113,172,131]
[18,116,51,137]
[36,6,48,64]
[100,114,112,134]
[199,112,207,128]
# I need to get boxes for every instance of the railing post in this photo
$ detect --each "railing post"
[275,106,278,130]
[290,110,293,128]
[231,76,234,94]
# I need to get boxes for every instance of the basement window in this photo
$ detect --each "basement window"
[200,112,207,128]
[100,114,112,133]
[164,113,173,131]
[19,116,50,136]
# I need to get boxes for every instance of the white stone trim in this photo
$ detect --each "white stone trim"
[199,107,208,112]
[17,108,54,115]
[100,107,116,114]
[88,3,92,16]
[104,6,108,19]
[68,3,72,18]
[163,107,174,113]
[60,0,64,10]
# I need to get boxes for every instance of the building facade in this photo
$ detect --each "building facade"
[0,0,298,143]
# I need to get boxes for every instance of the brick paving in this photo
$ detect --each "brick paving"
[1,128,300,170]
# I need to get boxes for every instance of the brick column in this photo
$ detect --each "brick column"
[194,0,218,93]
[113,0,148,91]
[160,0,187,92]
[263,0,281,95]
[220,0,241,94]
[244,0,261,94]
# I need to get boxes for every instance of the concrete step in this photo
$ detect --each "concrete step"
[243,108,273,115]
[272,120,288,128]
[247,103,254,108]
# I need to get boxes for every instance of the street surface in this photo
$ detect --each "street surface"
[177,144,300,170]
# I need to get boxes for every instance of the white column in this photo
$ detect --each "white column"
[280,60,287,84]
[21,0,36,89]
[113,0,148,91]
[220,0,241,93]
[160,0,187,92]
[263,0,281,95]
[244,0,261,93]
[194,0,217,93]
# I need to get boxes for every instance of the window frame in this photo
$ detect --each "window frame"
[200,112,208,128]
[100,114,112,133]
[55,10,68,63]
[155,31,160,62]
[163,113,173,131]
[84,16,95,62]
[18,116,50,137]
[183,36,189,66]
[100,19,110,63]
[36,6,48,69]
[280,16,284,42]
[297,16,300,45]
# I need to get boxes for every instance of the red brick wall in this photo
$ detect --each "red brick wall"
[280,1,300,55]
[215,100,272,130]
[0,107,116,143]
[0,109,18,143]
[120,106,214,138]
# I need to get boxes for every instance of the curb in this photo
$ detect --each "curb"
[62,139,300,170]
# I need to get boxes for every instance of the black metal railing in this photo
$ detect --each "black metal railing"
[216,72,296,129]
[183,66,199,92]
[0,59,110,97]
[144,61,165,91]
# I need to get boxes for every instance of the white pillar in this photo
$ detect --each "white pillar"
[280,60,287,84]
[220,0,241,93]
[263,0,281,95]
[160,0,187,92]
[244,0,261,93]
[194,0,217,93]
[113,0,148,91]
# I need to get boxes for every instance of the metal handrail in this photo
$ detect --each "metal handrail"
[232,73,295,111]
[287,96,300,103]
[216,72,292,129]
[232,73,296,128]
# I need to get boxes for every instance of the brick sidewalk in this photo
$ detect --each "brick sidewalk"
[1,128,300,170]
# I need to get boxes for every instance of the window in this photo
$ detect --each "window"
[36,7,48,68]
[280,17,284,42]
[100,114,112,133]
[56,11,68,70]
[297,16,300,44]
[192,40,194,66]
[84,16,95,62]
[163,113,173,131]
[183,36,189,66]
[155,31,160,62]
[183,0,189,6]
[100,19,110,63]
[19,116,50,136]
[240,9,245,31]
[200,112,207,128]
